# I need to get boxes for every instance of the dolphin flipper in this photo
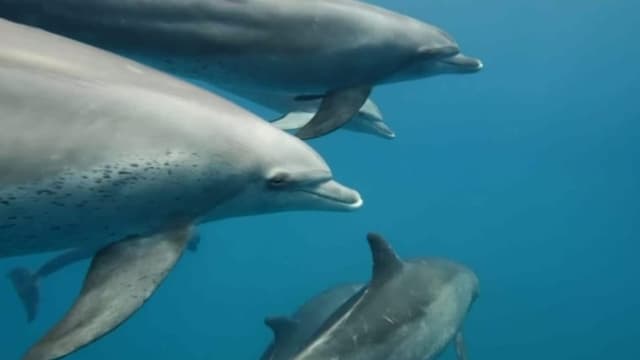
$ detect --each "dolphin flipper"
[454,331,468,360]
[7,268,39,323]
[295,86,371,139]
[22,226,194,360]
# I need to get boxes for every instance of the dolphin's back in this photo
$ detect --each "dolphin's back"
[0,19,265,257]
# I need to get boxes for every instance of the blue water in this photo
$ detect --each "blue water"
[1,0,638,359]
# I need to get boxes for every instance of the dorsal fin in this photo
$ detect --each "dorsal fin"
[366,233,403,286]
[264,316,298,343]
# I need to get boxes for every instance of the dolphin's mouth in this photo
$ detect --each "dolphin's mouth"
[418,45,460,60]
[441,54,484,72]
[300,179,363,211]
[375,123,396,139]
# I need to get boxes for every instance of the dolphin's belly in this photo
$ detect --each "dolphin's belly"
[0,153,231,258]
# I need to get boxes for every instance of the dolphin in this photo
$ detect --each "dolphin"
[271,97,395,140]
[291,233,479,360]
[0,18,362,360]
[260,283,364,360]
[0,0,483,139]
[187,79,396,140]
[7,235,201,324]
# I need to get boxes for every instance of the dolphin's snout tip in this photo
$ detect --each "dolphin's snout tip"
[312,179,363,211]
[344,188,364,210]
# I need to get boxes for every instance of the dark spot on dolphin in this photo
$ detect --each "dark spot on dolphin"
[0,224,16,230]
[37,189,55,195]
[0,200,7,206]
[118,171,132,175]
[130,163,139,167]
[52,201,65,207]
[82,175,89,179]
[8,196,16,200]
[8,216,17,220]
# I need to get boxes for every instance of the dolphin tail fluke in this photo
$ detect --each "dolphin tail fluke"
[22,225,195,360]
[295,86,371,139]
[271,111,315,131]
[7,267,39,323]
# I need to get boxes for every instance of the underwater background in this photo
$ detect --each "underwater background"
[1,0,638,359]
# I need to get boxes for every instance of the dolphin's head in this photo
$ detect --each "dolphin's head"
[384,52,483,83]
[202,119,363,221]
[379,17,483,83]
[454,265,480,313]
[344,99,396,139]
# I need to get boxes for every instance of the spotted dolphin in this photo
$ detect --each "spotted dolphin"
[0,0,482,139]
[291,233,479,360]
[0,19,362,360]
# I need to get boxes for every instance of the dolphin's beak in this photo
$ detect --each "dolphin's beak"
[441,54,484,73]
[374,121,396,139]
[301,179,363,211]
[418,45,460,61]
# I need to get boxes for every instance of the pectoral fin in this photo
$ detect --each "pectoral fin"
[7,268,39,323]
[272,111,315,131]
[22,226,194,360]
[455,331,468,360]
[295,86,371,139]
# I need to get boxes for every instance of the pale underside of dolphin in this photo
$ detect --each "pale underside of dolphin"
[291,233,479,360]
[0,0,483,139]
[0,18,361,360]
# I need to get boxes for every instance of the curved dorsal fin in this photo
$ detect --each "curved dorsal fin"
[264,316,298,343]
[366,233,403,286]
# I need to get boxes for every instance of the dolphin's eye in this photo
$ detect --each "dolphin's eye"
[267,172,291,188]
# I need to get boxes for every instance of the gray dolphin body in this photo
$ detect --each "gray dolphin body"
[260,283,364,360]
[291,233,479,360]
[0,19,361,360]
[0,0,482,139]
